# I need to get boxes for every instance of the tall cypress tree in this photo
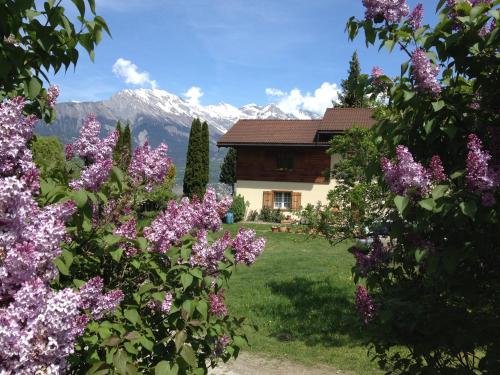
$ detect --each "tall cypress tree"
[112,121,123,166]
[183,118,203,198]
[121,122,132,170]
[338,51,369,108]
[201,121,209,187]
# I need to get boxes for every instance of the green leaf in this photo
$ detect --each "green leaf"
[418,198,436,211]
[181,273,193,289]
[450,170,465,180]
[70,0,85,16]
[104,234,122,246]
[432,185,449,200]
[415,249,428,263]
[470,4,487,20]
[460,201,477,220]
[54,257,70,276]
[140,336,154,351]
[196,300,208,320]
[135,237,148,251]
[432,100,445,112]
[190,268,203,279]
[180,344,197,367]
[182,300,195,318]
[110,248,124,262]
[72,190,88,208]
[155,361,179,375]
[124,309,141,325]
[112,349,128,375]
[394,195,409,215]
[175,330,187,352]
[403,90,415,102]
[28,77,42,99]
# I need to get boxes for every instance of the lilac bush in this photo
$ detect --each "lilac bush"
[362,0,409,23]
[410,49,441,96]
[128,141,172,192]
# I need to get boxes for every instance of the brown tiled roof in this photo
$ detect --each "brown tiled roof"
[217,108,375,146]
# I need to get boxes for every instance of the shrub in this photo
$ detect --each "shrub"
[247,210,259,222]
[259,207,284,223]
[230,194,248,222]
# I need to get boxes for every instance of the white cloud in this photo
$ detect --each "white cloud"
[265,88,286,97]
[266,82,340,117]
[112,58,157,89]
[183,86,204,106]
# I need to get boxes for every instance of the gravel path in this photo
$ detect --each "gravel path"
[209,352,351,375]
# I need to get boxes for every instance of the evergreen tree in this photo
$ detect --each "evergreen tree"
[120,122,132,170]
[338,51,369,108]
[219,147,237,194]
[201,121,209,187]
[183,118,204,198]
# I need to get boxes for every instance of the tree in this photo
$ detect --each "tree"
[112,121,132,171]
[183,118,204,198]
[219,148,237,194]
[338,52,370,108]
[0,0,110,122]
[30,135,68,182]
[112,121,123,165]
[201,120,210,187]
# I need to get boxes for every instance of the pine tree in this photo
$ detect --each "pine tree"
[338,51,369,108]
[120,122,132,170]
[183,118,204,198]
[219,147,237,194]
[201,121,209,187]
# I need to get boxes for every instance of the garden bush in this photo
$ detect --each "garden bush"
[230,194,248,222]
[258,207,284,223]
[318,1,500,373]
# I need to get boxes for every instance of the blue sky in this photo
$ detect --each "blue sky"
[54,0,437,113]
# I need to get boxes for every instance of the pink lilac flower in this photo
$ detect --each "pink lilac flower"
[381,145,431,196]
[46,85,60,108]
[65,143,74,160]
[466,133,499,206]
[362,0,410,23]
[355,285,377,324]
[91,290,124,320]
[407,3,423,30]
[371,66,387,89]
[190,230,232,272]
[353,238,388,276]
[69,158,113,191]
[411,49,441,96]
[429,155,447,182]
[192,189,232,232]
[231,228,266,265]
[128,141,172,192]
[209,290,228,318]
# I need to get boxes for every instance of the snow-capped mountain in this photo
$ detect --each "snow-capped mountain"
[36,88,320,183]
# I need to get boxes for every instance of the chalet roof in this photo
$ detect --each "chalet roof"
[217,108,376,146]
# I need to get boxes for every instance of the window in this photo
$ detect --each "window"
[274,191,291,209]
[276,151,293,170]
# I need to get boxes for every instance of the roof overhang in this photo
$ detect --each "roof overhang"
[217,142,330,148]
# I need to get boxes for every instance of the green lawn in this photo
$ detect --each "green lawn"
[221,223,381,375]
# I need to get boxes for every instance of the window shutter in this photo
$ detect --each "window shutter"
[291,192,301,211]
[263,191,273,209]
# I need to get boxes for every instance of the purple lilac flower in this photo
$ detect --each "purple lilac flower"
[69,158,113,191]
[355,285,377,324]
[193,188,233,232]
[46,85,60,108]
[128,141,172,192]
[411,49,441,96]
[209,290,228,318]
[190,230,232,272]
[160,292,173,313]
[65,143,74,160]
[407,3,423,30]
[381,145,431,196]
[466,133,499,206]
[213,335,231,357]
[353,238,388,276]
[79,277,124,320]
[0,278,88,374]
[479,19,496,37]
[371,66,387,89]
[429,155,447,182]
[231,228,266,265]
[362,0,410,23]
[114,218,137,240]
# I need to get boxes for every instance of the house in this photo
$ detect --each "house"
[216,107,376,215]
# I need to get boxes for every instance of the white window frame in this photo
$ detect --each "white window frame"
[274,191,291,210]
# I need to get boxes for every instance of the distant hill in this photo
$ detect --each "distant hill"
[36,88,319,184]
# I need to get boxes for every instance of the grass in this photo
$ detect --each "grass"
[220,223,382,375]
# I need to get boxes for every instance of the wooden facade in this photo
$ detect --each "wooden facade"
[235,146,330,184]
